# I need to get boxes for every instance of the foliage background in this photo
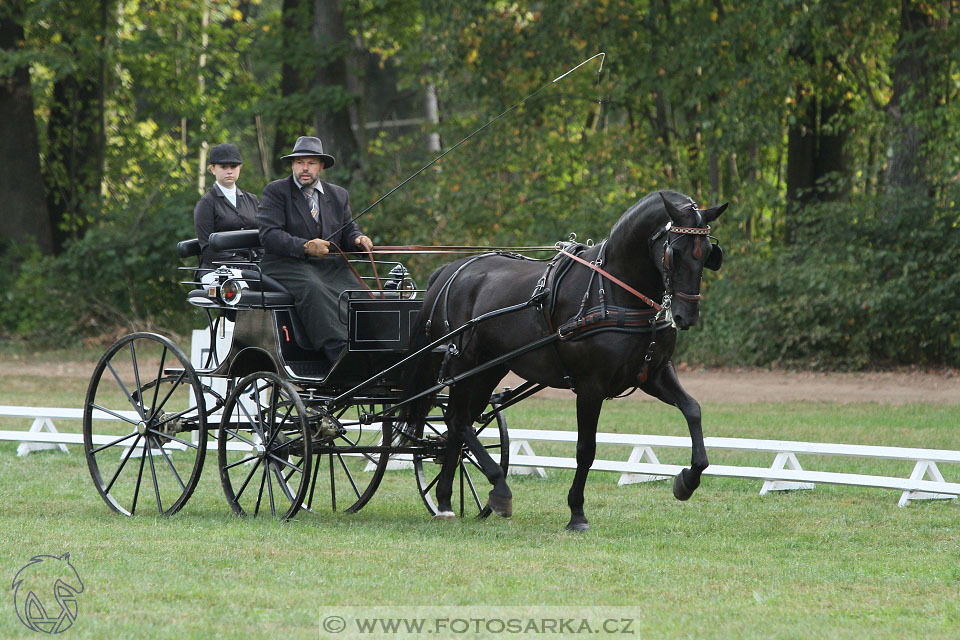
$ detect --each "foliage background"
[1,0,958,368]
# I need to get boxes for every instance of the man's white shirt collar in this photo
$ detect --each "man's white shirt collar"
[295,175,324,194]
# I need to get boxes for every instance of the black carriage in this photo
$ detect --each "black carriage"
[82,230,509,520]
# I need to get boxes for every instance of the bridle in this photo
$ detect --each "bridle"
[650,218,713,305]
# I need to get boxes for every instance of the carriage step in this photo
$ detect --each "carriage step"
[286,361,329,378]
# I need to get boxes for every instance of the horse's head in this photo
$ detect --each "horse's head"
[652,192,727,329]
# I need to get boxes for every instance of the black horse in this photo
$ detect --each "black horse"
[402,190,726,530]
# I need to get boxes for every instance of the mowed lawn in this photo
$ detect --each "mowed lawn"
[1,350,958,639]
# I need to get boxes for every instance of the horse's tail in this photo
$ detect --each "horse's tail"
[396,264,449,439]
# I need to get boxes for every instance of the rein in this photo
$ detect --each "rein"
[342,245,557,255]
[557,247,663,312]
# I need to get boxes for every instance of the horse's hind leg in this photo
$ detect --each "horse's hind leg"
[447,367,512,517]
[566,395,602,531]
[640,361,708,500]
[433,429,463,520]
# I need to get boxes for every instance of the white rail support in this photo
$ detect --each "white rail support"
[507,440,546,477]
[618,446,670,486]
[899,460,956,507]
[759,452,816,495]
[17,417,70,457]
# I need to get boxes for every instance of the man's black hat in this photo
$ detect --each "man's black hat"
[280,136,336,168]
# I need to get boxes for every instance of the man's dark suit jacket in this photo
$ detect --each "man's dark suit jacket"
[257,175,363,259]
[193,184,260,268]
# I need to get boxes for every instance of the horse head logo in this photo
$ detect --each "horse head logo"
[12,553,84,634]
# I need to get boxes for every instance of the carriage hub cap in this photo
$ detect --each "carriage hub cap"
[136,421,148,436]
[253,443,266,458]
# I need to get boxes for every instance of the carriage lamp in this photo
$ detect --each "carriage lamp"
[399,277,417,299]
[219,278,246,306]
[385,264,417,299]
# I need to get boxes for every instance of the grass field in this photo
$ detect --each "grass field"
[1,353,958,639]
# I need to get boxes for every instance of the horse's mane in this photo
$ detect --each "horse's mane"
[609,190,697,239]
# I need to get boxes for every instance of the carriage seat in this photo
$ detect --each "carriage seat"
[182,230,296,307]
[178,229,263,265]
[177,238,201,259]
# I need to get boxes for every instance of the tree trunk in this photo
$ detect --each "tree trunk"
[43,1,107,253]
[0,4,53,254]
[884,0,935,195]
[272,0,314,176]
[312,0,359,172]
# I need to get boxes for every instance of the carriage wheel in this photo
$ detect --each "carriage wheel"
[218,372,311,520]
[301,402,391,515]
[412,403,509,518]
[83,332,207,517]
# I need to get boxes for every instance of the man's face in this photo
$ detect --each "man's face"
[210,163,241,188]
[292,157,323,186]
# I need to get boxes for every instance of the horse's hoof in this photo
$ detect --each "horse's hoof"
[565,520,589,532]
[486,492,512,518]
[673,469,698,501]
[433,511,456,521]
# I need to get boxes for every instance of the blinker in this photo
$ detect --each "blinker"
[704,243,723,271]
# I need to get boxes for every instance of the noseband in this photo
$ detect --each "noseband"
[650,220,712,304]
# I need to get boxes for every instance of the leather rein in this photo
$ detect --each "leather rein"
[557,221,713,313]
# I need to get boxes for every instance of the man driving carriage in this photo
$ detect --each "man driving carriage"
[256,136,375,364]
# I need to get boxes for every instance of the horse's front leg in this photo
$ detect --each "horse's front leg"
[640,361,708,501]
[566,395,602,531]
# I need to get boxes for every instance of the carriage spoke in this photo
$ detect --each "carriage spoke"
[333,432,381,467]
[106,361,146,421]
[268,452,303,474]
[149,369,188,419]
[157,442,187,492]
[89,403,141,427]
[222,427,258,448]
[130,446,148,516]
[90,430,138,455]
[103,433,143,493]
[460,459,484,511]
[224,454,259,471]
[129,341,144,417]
[271,463,298,503]
[329,455,337,512]
[152,405,201,430]
[150,347,168,420]
[146,430,198,450]
[306,455,321,510]
[266,460,278,516]
[462,453,484,472]
[334,453,362,499]
[234,456,264,502]
[253,465,268,517]
[146,436,164,514]
[420,468,442,496]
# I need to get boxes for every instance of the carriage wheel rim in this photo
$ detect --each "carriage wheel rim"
[83,332,207,517]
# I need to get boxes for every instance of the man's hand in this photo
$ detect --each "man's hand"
[304,238,331,257]
[355,235,374,252]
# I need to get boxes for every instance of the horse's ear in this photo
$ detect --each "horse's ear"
[660,193,683,225]
[702,202,728,222]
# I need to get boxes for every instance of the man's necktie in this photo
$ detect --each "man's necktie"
[303,186,319,221]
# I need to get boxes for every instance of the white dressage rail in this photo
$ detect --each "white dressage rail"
[1,405,958,507]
